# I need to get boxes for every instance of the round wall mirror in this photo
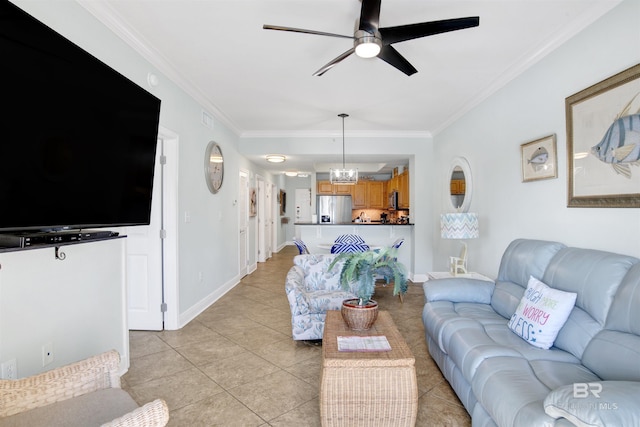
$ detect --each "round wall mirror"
[448,157,473,212]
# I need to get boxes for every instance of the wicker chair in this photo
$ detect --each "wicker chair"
[0,350,169,427]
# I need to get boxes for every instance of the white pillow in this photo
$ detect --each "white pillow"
[508,276,577,349]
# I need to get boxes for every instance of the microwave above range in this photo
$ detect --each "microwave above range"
[388,191,399,210]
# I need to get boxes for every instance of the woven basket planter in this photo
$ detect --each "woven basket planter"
[341,299,378,330]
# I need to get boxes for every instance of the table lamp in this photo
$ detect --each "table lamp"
[440,213,479,276]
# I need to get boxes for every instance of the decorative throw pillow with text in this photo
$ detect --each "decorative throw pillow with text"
[508,276,577,349]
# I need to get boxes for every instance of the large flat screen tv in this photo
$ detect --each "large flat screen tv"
[0,1,161,234]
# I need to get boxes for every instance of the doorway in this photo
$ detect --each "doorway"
[239,170,249,277]
[125,126,178,331]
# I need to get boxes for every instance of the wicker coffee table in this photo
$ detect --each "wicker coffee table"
[320,310,418,427]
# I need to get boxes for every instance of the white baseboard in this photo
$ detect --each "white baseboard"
[177,275,239,329]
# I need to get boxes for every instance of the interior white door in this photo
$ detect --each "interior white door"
[295,188,312,222]
[239,171,249,277]
[272,185,278,253]
[124,139,164,331]
[265,184,272,259]
[257,177,265,262]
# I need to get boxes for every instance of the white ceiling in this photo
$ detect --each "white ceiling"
[79,0,620,175]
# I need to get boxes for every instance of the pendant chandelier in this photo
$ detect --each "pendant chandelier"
[330,113,358,185]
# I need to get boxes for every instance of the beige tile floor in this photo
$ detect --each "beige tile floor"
[123,245,471,426]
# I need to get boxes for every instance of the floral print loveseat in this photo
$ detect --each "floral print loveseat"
[285,254,356,340]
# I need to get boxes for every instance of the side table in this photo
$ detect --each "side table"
[427,271,493,282]
[320,310,418,427]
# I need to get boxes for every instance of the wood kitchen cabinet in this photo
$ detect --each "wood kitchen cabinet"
[334,183,353,195]
[450,179,465,195]
[317,180,333,194]
[398,170,409,209]
[317,180,355,195]
[368,181,386,209]
[350,181,386,209]
[317,179,389,209]
[352,182,367,208]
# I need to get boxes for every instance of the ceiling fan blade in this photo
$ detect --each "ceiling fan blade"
[263,24,353,40]
[379,17,479,45]
[313,48,355,76]
[358,0,381,33]
[377,45,417,76]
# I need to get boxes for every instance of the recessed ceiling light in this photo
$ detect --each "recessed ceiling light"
[284,171,298,177]
[266,154,286,163]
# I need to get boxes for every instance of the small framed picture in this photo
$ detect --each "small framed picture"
[249,188,257,217]
[521,134,558,182]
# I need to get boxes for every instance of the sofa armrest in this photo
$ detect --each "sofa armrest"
[285,266,305,292]
[0,350,121,417]
[101,399,169,427]
[423,278,495,304]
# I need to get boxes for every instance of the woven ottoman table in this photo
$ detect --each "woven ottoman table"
[320,310,418,427]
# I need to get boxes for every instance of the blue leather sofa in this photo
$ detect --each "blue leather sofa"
[422,239,640,426]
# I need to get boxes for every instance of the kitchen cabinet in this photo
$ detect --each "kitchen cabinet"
[368,181,386,209]
[334,184,352,195]
[318,179,388,209]
[350,181,386,209]
[450,179,465,195]
[317,180,354,195]
[398,171,409,209]
[317,181,333,194]
[352,182,367,208]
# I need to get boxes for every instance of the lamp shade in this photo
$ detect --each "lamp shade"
[441,213,479,239]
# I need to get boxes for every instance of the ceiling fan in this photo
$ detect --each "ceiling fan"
[263,0,479,76]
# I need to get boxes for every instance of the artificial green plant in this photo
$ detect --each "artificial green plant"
[328,246,408,306]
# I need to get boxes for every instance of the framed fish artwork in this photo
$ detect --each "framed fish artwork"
[566,63,640,208]
[521,134,557,182]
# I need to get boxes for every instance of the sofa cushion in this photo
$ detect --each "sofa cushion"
[472,357,599,427]
[544,381,640,427]
[491,239,566,319]
[508,276,577,349]
[495,239,566,291]
[293,254,342,292]
[582,330,640,381]
[424,278,494,304]
[581,262,640,381]
[544,248,639,359]
[0,388,138,427]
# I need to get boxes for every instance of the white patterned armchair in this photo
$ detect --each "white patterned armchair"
[285,254,356,340]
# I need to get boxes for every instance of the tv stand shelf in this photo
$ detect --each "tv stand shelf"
[0,231,124,253]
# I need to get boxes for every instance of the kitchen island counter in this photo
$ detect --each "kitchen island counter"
[294,222,414,226]
[293,223,414,275]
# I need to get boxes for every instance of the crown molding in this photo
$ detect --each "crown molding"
[432,0,623,136]
[76,0,242,137]
[240,129,432,139]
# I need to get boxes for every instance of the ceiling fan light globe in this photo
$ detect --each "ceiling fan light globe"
[354,30,382,58]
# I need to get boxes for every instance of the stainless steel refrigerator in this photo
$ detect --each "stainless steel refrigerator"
[317,195,352,224]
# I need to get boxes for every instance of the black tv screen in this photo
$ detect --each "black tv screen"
[0,1,161,234]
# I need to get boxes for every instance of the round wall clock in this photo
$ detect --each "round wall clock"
[204,141,224,194]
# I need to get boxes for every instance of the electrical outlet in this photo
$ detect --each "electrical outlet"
[42,342,54,367]
[1,359,17,379]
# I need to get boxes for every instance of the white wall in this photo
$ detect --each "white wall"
[432,0,640,277]
[0,239,127,377]
[10,0,279,331]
